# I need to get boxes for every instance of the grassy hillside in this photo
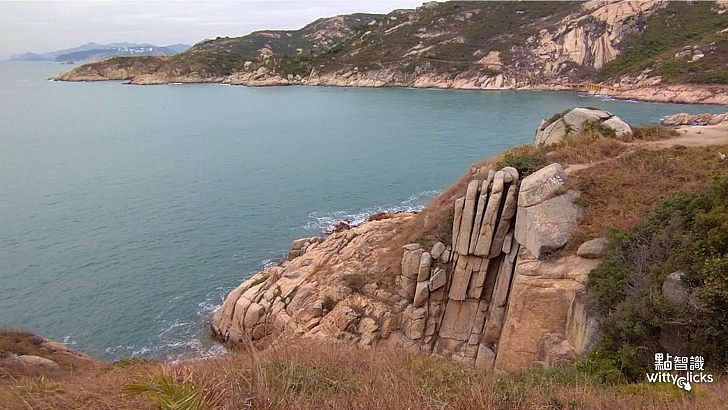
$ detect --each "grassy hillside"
[599,1,728,83]
[191,13,382,59]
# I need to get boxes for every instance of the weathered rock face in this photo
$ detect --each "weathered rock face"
[534,108,633,146]
[515,164,581,259]
[495,249,600,370]
[213,154,598,371]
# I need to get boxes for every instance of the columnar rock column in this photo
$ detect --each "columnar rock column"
[397,166,522,366]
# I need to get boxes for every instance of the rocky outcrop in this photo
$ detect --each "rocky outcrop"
[608,83,728,105]
[514,164,582,259]
[212,150,602,371]
[534,108,632,146]
[662,112,728,127]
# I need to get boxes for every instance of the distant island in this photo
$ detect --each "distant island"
[10,42,189,64]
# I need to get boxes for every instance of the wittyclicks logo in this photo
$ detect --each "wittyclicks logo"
[646,353,713,391]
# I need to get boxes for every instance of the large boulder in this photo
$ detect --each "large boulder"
[576,237,608,259]
[518,163,567,208]
[662,271,689,305]
[534,108,632,146]
[515,191,581,259]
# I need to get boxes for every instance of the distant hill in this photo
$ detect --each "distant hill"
[54,1,728,104]
[10,42,190,63]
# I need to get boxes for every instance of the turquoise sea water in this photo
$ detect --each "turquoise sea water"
[0,62,724,360]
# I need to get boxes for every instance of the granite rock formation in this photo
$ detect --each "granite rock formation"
[212,134,606,370]
[534,108,632,146]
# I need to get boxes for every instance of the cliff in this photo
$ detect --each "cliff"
[54,1,728,103]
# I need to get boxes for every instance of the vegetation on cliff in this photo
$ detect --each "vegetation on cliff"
[599,1,728,84]
[588,174,728,380]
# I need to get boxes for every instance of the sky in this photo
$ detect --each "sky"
[0,0,427,58]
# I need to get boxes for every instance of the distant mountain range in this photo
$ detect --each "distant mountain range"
[10,42,190,63]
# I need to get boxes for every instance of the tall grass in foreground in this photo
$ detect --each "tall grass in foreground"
[2,338,727,409]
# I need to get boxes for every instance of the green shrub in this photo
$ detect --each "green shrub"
[587,174,728,379]
[584,119,616,139]
[495,147,547,176]
[322,296,336,312]
[544,109,570,127]
[632,124,679,141]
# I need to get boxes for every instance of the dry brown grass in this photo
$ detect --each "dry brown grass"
[567,144,728,250]
[2,338,727,409]
[545,134,629,165]
[632,124,680,141]
[0,329,99,375]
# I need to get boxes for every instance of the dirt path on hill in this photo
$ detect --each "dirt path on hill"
[564,124,728,175]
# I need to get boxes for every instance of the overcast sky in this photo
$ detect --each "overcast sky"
[0,0,427,58]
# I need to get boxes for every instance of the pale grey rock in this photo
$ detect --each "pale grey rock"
[482,306,506,344]
[662,271,689,305]
[430,242,446,260]
[576,237,608,259]
[492,242,518,307]
[244,303,265,329]
[563,107,611,125]
[403,305,428,340]
[400,275,417,299]
[440,248,451,263]
[413,281,430,308]
[451,198,465,249]
[439,299,480,341]
[403,243,422,251]
[401,248,423,280]
[502,231,514,254]
[535,108,616,147]
[417,252,432,282]
[489,184,518,258]
[514,191,581,259]
[518,163,567,208]
[429,267,447,291]
[448,255,473,301]
[601,116,632,139]
[537,333,576,368]
[466,257,490,299]
[473,172,505,256]
[14,355,59,369]
[475,344,496,369]
[455,180,480,255]
[534,118,568,147]
[469,180,490,254]
[566,290,600,357]
[501,166,520,185]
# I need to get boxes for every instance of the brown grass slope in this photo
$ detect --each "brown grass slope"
[2,335,728,409]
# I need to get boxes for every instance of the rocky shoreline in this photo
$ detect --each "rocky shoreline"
[52,68,728,105]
